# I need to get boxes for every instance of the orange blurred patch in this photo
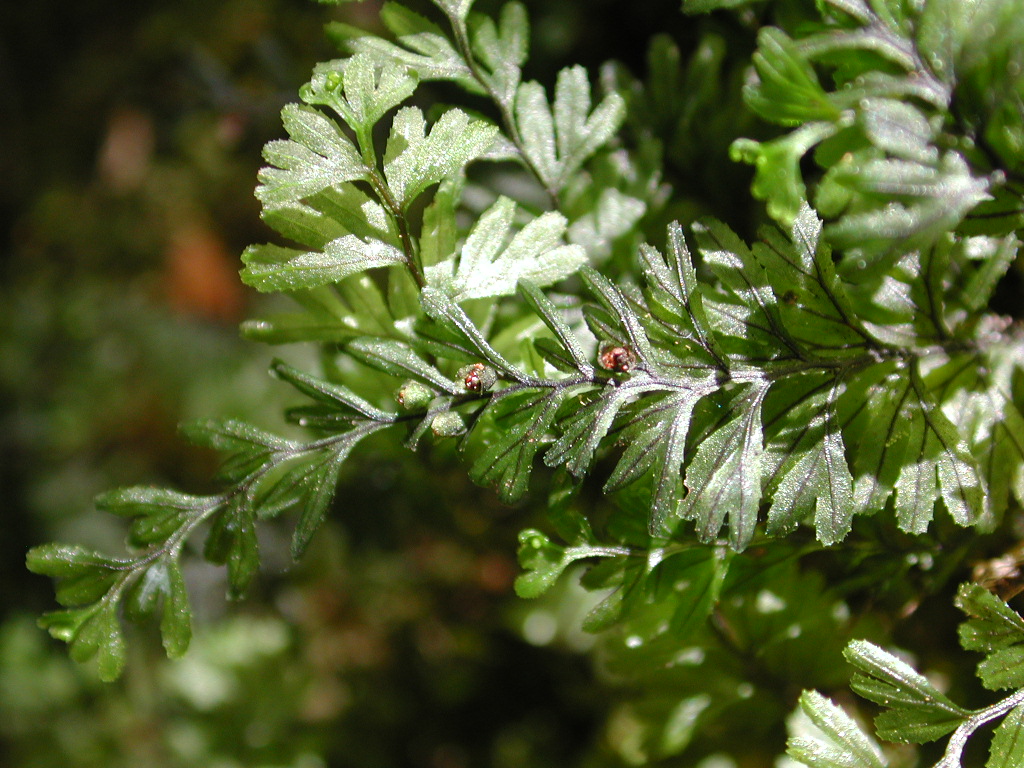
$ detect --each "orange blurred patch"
[165,223,245,322]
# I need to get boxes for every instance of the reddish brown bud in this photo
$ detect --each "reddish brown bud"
[457,363,497,392]
[598,343,637,373]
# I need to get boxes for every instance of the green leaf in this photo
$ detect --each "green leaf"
[180,420,295,454]
[580,267,659,371]
[96,487,215,547]
[858,98,937,164]
[638,221,724,365]
[642,389,708,538]
[124,561,167,621]
[549,379,666,479]
[159,559,192,658]
[260,201,350,249]
[337,4,473,85]
[902,366,983,530]
[514,528,624,598]
[845,639,968,743]
[271,359,397,420]
[301,53,418,133]
[471,388,567,503]
[731,122,839,226]
[915,0,989,84]
[466,1,528,104]
[679,383,767,549]
[979,646,1024,691]
[960,235,1019,313]
[826,152,991,251]
[419,287,525,379]
[518,281,593,375]
[180,420,295,482]
[257,104,369,206]
[752,203,866,347]
[892,404,940,534]
[514,529,573,598]
[515,80,557,184]
[27,545,124,609]
[989,703,1024,768]
[419,176,461,270]
[290,447,351,560]
[432,196,587,300]
[241,312,361,345]
[347,338,462,395]
[655,548,729,639]
[298,184,395,244]
[38,604,127,682]
[743,28,841,126]
[787,690,887,768]
[767,381,855,546]
[383,106,498,207]
[434,0,475,22]
[845,367,911,514]
[26,543,122,581]
[692,217,799,357]
[204,500,260,599]
[956,582,1024,653]
[514,67,625,191]
[553,66,625,182]
[683,0,764,12]
[240,237,406,293]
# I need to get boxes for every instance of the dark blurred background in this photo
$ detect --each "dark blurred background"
[0,1,700,766]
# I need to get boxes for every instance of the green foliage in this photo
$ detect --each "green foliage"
[25,0,1024,765]
[787,583,1024,768]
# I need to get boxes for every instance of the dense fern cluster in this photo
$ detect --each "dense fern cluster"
[28,0,1024,765]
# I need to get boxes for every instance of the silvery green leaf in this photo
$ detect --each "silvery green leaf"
[514,67,624,191]
[271,359,397,421]
[336,4,474,85]
[768,400,855,546]
[420,287,525,379]
[257,104,369,206]
[827,152,991,251]
[241,237,406,292]
[568,188,646,258]
[383,107,498,207]
[517,281,593,375]
[679,383,768,549]
[442,196,587,300]
[467,0,528,104]
[977,646,1024,690]
[787,690,887,768]
[433,0,475,22]
[515,81,558,185]
[471,388,567,503]
[859,98,937,165]
[302,54,418,132]
[553,66,625,182]
[956,582,1024,654]
[893,367,983,533]
[347,338,462,395]
[261,201,350,249]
